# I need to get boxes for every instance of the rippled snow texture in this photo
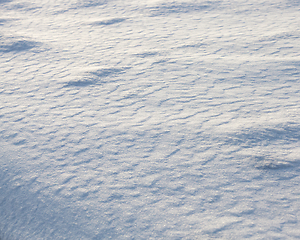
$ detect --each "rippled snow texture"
[1,0,300,239]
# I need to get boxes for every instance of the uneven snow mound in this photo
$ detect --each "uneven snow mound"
[1,0,300,239]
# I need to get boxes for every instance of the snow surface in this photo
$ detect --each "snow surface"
[1,0,300,239]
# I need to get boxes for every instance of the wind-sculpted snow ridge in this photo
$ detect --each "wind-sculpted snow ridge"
[0,38,39,53]
[0,19,8,25]
[77,0,108,8]
[90,18,127,26]
[64,67,129,87]
[1,0,300,239]
[147,1,217,16]
[0,0,11,4]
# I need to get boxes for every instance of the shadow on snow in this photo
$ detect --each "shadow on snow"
[0,38,40,53]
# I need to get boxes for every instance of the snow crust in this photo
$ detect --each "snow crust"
[1,0,300,239]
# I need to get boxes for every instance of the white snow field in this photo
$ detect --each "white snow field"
[1,0,300,239]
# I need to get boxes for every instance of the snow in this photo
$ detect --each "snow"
[0,0,300,239]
